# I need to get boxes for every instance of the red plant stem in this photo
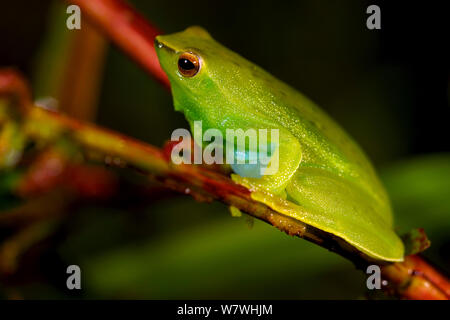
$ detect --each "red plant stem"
[382,255,450,300]
[407,255,450,297]
[58,20,107,120]
[68,0,170,89]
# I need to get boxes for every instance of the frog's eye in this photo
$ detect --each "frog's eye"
[178,52,201,77]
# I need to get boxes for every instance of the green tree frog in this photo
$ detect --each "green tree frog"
[155,26,404,262]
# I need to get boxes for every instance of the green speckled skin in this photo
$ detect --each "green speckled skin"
[155,26,404,261]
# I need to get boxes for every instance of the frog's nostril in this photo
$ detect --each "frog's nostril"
[154,38,176,53]
[154,38,163,49]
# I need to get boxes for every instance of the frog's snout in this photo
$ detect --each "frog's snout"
[154,36,176,55]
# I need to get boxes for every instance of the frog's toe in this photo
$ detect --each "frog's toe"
[228,205,243,217]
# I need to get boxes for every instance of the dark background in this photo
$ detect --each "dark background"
[0,0,449,299]
[2,1,448,159]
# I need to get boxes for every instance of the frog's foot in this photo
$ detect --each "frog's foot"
[231,174,287,199]
[228,205,243,217]
[232,173,303,231]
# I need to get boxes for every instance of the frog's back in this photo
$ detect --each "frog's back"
[232,59,405,261]
[214,50,391,221]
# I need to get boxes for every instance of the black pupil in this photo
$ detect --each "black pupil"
[178,58,195,70]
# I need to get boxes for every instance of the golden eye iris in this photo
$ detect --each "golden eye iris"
[178,52,200,77]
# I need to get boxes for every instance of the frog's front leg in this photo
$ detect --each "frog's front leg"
[231,129,302,195]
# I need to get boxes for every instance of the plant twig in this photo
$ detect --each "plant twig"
[57,20,108,120]
[0,69,449,299]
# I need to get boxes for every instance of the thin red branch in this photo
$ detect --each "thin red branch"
[58,20,108,120]
[68,0,170,89]
[382,255,450,300]
[407,255,450,297]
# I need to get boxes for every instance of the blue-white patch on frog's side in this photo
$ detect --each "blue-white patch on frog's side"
[230,143,278,178]
[231,163,264,178]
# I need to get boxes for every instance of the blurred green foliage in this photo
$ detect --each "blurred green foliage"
[381,155,450,272]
